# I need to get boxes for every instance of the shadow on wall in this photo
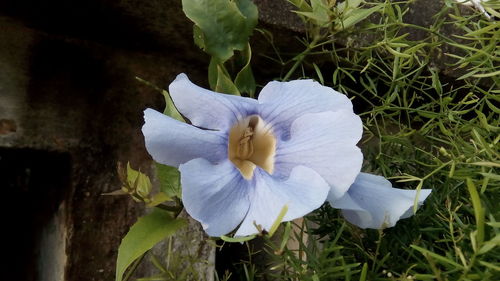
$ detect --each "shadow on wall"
[17,34,149,281]
[1,148,71,281]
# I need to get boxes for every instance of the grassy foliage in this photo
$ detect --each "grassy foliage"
[229,0,499,280]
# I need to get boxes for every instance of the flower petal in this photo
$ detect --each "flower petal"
[235,166,330,236]
[258,79,352,139]
[180,159,251,237]
[274,110,363,200]
[169,73,258,131]
[329,173,432,229]
[142,108,227,167]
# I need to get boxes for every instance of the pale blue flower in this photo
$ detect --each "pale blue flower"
[142,73,363,236]
[142,73,431,236]
[329,173,432,229]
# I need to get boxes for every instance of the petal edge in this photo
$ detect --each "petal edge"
[235,166,330,236]
[169,73,258,131]
[180,159,251,237]
[142,108,227,167]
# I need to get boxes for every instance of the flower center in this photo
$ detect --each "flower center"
[228,115,276,179]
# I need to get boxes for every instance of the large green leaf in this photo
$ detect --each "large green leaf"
[193,25,205,50]
[156,163,182,199]
[235,0,259,24]
[115,209,187,281]
[182,0,258,61]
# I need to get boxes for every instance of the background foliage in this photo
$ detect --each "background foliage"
[244,0,499,280]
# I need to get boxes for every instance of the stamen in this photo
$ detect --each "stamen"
[237,126,254,159]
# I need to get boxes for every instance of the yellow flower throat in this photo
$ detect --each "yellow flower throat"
[228,115,276,179]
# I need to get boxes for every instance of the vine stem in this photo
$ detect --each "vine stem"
[123,253,146,281]
[282,37,321,81]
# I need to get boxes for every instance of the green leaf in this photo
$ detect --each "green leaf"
[287,0,312,11]
[127,163,152,199]
[161,90,183,122]
[182,0,258,61]
[465,22,499,37]
[310,0,330,24]
[386,45,412,58]
[146,192,172,208]
[336,4,383,30]
[102,189,128,196]
[115,209,187,281]
[410,245,464,269]
[268,204,288,237]
[156,163,182,199]
[133,78,182,123]
[234,44,256,97]
[478,234,500,255]
[294,11,328,25]
[293,0,330,26]
[279,222,292,252]
[470,162,500,168]
[235,0,259,24]
[216,65,240,95]
[480,172,500,181]
[472,69,500,78]
[312,62,324,84]
[208,57,219,90]
[220,234,256,242]
[337,0,364,15]
[479,260,500,271]
[359,263,368,281]
[484,6,500,18]
[466,178,485,247]
[193,25,205,50]
[476,110,499,132]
